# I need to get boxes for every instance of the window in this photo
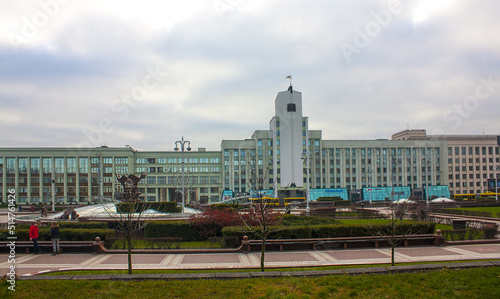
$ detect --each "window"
[55,158,64,173]
[67,158,77,173]
[115,157,129,164]
[30,158,40,174]
[79,158,89,173]
[19,158,28,173]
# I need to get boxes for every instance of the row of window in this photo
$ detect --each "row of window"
[449,146,499,156]
[449,173,496,180]
[142,187,219,194]
[136,166,220,173]
[449,165,499,172]
[139,176,220,185]
[136,157,220,164]
[448,157,499,164]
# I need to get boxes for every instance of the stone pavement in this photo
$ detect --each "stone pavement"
[2,243,500,277]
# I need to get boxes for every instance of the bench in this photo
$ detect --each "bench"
[242,234,444,252]
[0,241,95,254]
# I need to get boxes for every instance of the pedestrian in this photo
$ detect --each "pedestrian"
[49,222,60,255]
[29,222,42,254]
[18,205,22,212]
[30,204,34,212]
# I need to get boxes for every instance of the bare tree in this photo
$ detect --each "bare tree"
[101,173,155,274]
[378,201,418,266]
[238,158,281,272]
[370,156,426,266]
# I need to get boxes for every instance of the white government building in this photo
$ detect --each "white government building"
[1,86,499,205]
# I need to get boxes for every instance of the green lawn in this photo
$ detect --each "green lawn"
[3,267,499,298]
[40,260,498,276]
[451,206,500,215]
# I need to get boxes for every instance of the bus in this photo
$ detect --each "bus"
[249,197,279,205]
[453,194,476,201]
[249,197,305,206]
[479,191,500,198]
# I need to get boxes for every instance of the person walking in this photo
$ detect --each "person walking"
[49,222,60,255]
[29,222,42,254]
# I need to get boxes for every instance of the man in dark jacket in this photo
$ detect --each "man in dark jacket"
[49,222,60,255]
[29,222,42,254]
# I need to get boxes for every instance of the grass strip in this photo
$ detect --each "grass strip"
[3,267,499,298]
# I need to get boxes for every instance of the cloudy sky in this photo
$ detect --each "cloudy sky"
[1,0,499,151]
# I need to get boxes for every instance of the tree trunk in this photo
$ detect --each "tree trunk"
[127,234,133,274]
[260,238,266,272]
[391,222,395,266]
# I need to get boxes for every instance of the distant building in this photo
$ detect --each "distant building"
[393,130,500,195]
[1,88,498,204]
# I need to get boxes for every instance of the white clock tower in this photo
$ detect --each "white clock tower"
[270,85,308,189]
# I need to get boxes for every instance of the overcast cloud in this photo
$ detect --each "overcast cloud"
[1,0,499,151]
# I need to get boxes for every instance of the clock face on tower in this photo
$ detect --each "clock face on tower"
[287,103,296,112]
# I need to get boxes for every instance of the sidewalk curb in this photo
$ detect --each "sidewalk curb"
[18,261,499,281]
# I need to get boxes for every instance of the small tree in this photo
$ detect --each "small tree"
[378,201,419,266]
[237,158,282,272]
[370,157,428,266]
[101,173,155,274]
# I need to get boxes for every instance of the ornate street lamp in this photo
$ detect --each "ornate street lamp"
[174,137,192,213]
[422,157,432,206]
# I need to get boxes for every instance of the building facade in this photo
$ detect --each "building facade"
[392,130,500,196]
[0,147,222,205]
[1,87,498,204]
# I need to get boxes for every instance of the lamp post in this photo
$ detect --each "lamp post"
[495,165,500,201]
[422,157,431,206]
[391,157,401,202]
[367,167,372,205]
[51,169,55,212]
[175,137,191,214]
[301,151,310,215]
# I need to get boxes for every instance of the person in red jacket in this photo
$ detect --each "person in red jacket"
[29,222,42,254]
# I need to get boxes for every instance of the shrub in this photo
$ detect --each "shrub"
[189,207,243,239]
[115,202,181,214]
[483,224,499,239]
[281,215,341,226]
[221,222,436,240]
[433,209,492,218]
[58,222,109,229]
[0,228,114,241]
[144,221,200,241]
[210,203,240,211]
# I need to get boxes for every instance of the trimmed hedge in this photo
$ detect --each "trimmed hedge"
[434,208,493,218]
[58,222,109,229]
[210,203,240,211]
[281,215,341,226]
[144,221,200,241]
[116,202,181,214]
[222,222,436,240]
[14,222,108,230]
[0,228,114,241]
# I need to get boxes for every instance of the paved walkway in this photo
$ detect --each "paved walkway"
[2,243,500,277]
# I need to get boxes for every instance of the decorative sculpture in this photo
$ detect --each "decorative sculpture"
[116,173,146,202]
